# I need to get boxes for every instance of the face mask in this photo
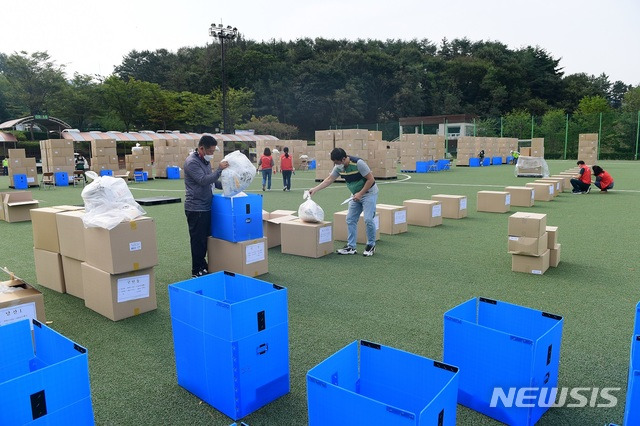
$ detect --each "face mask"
[204,154,214,162]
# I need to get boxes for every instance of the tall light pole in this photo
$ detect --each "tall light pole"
[209,22,238,134]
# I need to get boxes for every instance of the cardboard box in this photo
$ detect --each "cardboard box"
[477,191,511,213]
[375,204,408,234]
[504,186,534,207]
[280,219,333,258]
[525,183,554,201]
[31,206,82,252]
[56,210,87,260]
[431,194,467,219]
[262,212,298,248]
[81,263,157,321]
[508,233,549,256]
[539,178,564,193]
[511,250,550,275]
[534,180,559,197]
[546,226,558,249]
[207,237,268,277]
[62,256,84,298]
[333,210,380,243]
[403,199,443,227]
[508,212,547,238]
[0,275,46,326]
[2,191,39,222]
[84,216,158,274]
[33,248,66,293]
[549,244,561,267]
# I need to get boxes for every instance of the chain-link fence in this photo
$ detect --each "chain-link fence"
[336,110,640,160]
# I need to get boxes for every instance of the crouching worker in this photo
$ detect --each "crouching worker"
[592,165,614,192]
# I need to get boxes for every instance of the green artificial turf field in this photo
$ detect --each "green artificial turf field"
[0,159,637,425]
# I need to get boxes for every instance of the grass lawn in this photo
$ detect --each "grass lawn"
[0,159,638,425]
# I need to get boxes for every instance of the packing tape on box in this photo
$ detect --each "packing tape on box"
[130,222,138,230]
[133,262,139,270]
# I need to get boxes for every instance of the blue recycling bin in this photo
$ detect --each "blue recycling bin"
[142,171,148,181]
[469,158,480,167]
[54,171,69,186]
[211,193,263,242]
[99,170,113,177]
[308,159,316,170]
[12,174,28,189]
[482,157,491,166]
[492,156,503,165]
[167,166,180,179]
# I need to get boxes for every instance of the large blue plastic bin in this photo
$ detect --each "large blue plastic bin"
[307,340,459,425]
[211,193,263,242]
[492,156,503,165]
[12,173,28,189]
[99,169,113,177]
[443,297,563,426]
[308,159,316,170]
[437,159,450,171]
[482,157,491,166]
[416,160,434,173]
[624,301,640,425]
[54,171,69,186]
[0,319,94,424]
[167,166,180,179]
[469,158,480,167]
[169,271,289,421]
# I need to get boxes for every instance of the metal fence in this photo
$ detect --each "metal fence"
[336,110,640,160]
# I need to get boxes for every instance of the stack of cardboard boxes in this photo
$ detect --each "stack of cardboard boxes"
[456,137,518,166]
[91,139,119,175]
[125,145,153,179]
[7,148,38,187]
[208,193,268,276]
[367,139,397,179]
[40,140,74,183]
[0,191,39,222]
[578,133,598,164]
[398,133,445,171]
[31,207,159,320]
[508,212,560,274]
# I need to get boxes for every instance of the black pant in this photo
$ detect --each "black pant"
[185,210,211,275]
[570,178,590,192]
[282,170,292,190]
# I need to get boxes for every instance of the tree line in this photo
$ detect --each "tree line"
[1,37,639,155]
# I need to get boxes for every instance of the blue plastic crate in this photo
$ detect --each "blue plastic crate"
[12,173,28,189]
[624,301,640,425]
[169,271,289,420]
[437,159,451,171]
[492,156,503,165]
[0,319,94,425]
[443,297,564,426]
[308,160,316,170]
[506,156,514,164]
[54,171,69,186]
[469,158,480,167]
[307,340,459,425]
[416,161,434,173]
[482,157,491,166]
[167,166,180,179]
[142,171,148,181]
[99,169,113,177]
[211,193,263,242]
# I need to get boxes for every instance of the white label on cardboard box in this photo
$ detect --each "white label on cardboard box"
[548,186,553,195]
[245,242,265,265]
[374,215,380,230]
[318,226,332,244]
[432,204,442,217]
[27,177,35,183]
[460,198,467,210]
[117,274,150,303]
[129,241,142,251]
[531,269,543,275]
[0,301,37,329]
[394,210,407,224]
[505,194,511,205]
[508,236,519,241]
[531,191,535,200]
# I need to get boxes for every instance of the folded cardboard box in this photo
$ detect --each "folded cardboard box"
[431,194,467,219]
[477,191,511,213]
[207,237,268,277]
[1,191,39,222]
[81,263,157,321]
[333,210,380,243]
[402,199,442,227]
[281,219,333,258]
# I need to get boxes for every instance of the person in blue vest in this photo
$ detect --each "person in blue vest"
[309,147,378,257]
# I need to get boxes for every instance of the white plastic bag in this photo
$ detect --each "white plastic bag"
[81,171,146,229]
[298,190,324,222]
[220,150,255,197]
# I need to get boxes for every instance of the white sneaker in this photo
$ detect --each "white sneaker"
[336,246,357,255]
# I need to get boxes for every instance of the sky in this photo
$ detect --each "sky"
[2,0,639,86]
